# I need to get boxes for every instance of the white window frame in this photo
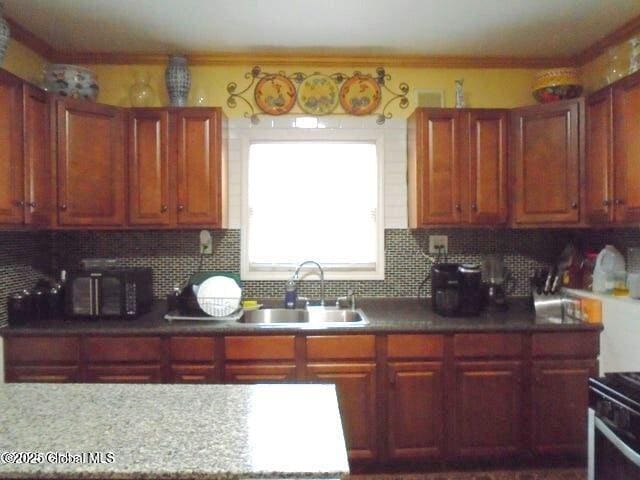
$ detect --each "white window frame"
[240,125,385,281]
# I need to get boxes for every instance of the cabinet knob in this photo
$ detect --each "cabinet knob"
[455,203,462,212]
[27,202,37,209]
[15,200,25,208]
[59,204,67,211]
[615,199,625,206]
[160,205,168,213]
[177,204,185,212]
[571,201,578,209]
[602,199,611,207]
[471,203,477,211]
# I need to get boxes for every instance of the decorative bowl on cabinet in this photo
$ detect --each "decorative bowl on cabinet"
[43,64,99,101]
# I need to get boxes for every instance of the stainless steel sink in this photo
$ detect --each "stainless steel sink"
[238,308,369,326]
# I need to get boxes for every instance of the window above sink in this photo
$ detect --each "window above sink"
[239,119,387,281]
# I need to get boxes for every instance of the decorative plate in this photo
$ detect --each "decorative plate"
[297,74,339,115]
[339,75,381,115]
[254,74,296,115]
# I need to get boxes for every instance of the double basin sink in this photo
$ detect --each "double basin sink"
[238,307,369,327]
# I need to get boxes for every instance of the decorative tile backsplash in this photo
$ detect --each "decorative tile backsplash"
[1,227,639,326]
[50,228,607,300]
[0,231,51,326]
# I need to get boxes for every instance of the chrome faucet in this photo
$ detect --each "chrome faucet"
[289,260,325,307]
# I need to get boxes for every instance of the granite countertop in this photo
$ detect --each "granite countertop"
[0,298,602,336]
[0,383,349,479]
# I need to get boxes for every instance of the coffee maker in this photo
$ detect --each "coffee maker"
[482,254,515,311]
[431,263,482,316]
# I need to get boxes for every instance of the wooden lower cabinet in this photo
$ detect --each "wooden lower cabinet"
[531,359,597,455]
[224,363,297,383]
[453,361,523,458]
[387,361,444,460]
[306,362,377,461]
[86,365,163,383]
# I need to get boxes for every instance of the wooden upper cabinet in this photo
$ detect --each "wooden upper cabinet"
[612,71,640,223]
[128,109,171,225]
[408,108,461,226]
[23,85,53,227]
[510,99,582,225]
[585,88,614,224]
[0,69,25,224]
[467,110,508,225]
[408,108,507,227]
[176,108,226,227]
[56,99,126,226]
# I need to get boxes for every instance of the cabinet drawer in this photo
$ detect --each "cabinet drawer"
[6,366,80,383]
[387,334,444,359]
[86,365,162,383]
[85,336,162,363]
[169,337,215,363]
[225,363,297,383]
[170,365,217,384]
[532,332,600,358]
[5,337,80,365]
[307,335,376,360]
[224,336,295,361]
[454,333,522,358]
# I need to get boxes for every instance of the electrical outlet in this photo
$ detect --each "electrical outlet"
[428,235,448,254]
[199,230,213,255]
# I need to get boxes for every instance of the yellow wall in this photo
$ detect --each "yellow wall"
[2,39,46,85]
[90,63,541,117]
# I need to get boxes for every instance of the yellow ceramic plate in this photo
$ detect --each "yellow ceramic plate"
[254,74,296,115]
[297,74,339,115]
[339,75,381,116]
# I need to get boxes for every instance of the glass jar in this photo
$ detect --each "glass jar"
[630,36,640,75]
[606,47,626,85]
[129,72,155,107]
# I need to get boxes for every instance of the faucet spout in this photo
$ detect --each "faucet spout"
[291,260,325,307]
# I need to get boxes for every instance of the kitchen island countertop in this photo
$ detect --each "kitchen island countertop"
[0,298,602,336]
[0,383,349,479]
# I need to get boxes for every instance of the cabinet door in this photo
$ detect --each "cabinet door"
[128,109,171,225]
[511,100,581,224]
[176,108,224,226]
[86,365,163,383]
[23,85,53,227]
[0,70,24,224]
[412,109,462,225]
[468,110,508,225]
[56,99,126,226]
[306,362,377,461]
[224,363,297,383]
[453,361,523,458]
[387,361,444,461]
[531,359,597,455]
[613,71,640,223]
[585,88,614,224]
[6,366,80,383]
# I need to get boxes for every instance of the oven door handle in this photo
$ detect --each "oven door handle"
[595,416,640,467]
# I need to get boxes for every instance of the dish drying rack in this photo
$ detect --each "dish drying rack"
[165,296,243,322]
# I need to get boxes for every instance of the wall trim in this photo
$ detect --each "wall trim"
[5,12,640,69]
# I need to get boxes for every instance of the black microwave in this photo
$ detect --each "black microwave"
[66,268,153,318]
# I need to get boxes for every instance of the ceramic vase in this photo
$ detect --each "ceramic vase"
[0,2,11,67]
[129,72,155,107]
[165,55,191,107]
